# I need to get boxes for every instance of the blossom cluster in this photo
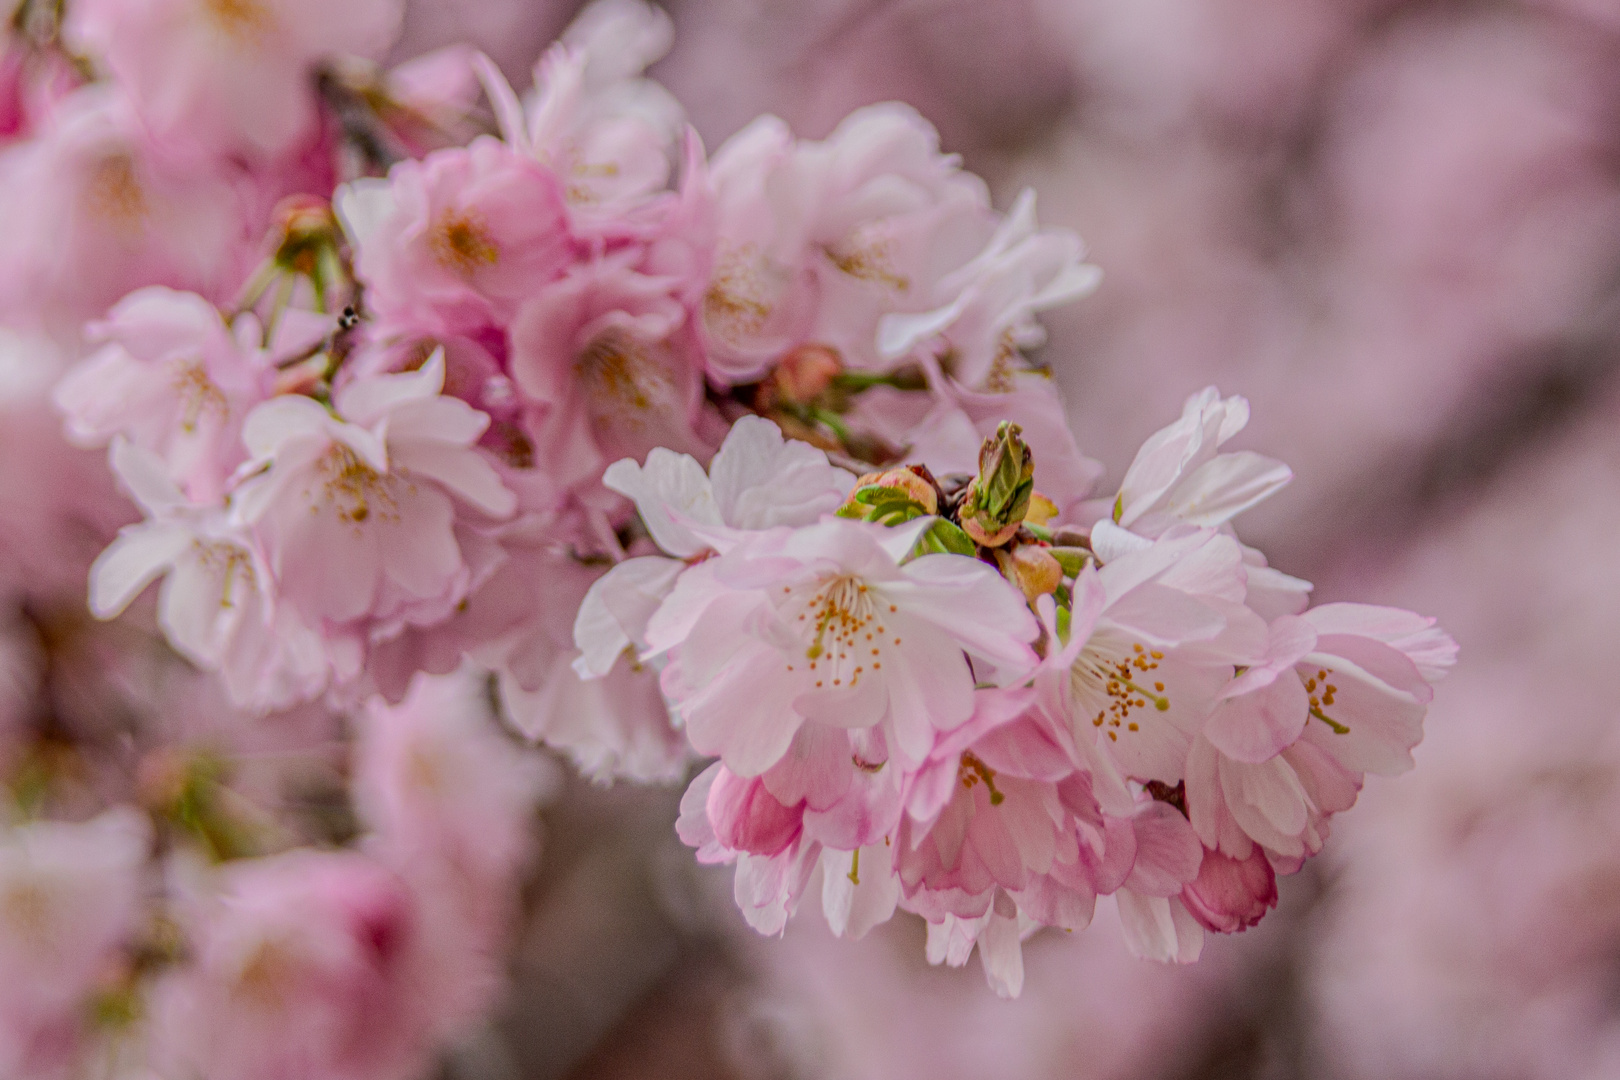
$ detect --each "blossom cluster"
[637,397,1454,995]
[0,0,1453,1074]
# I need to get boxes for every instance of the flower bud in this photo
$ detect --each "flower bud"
[271,195,341,274]
[959,422,1034,547]
[1180,846,1277,934]
[770,344,842,405]
[999,544,1062,602]
[839,465,939,520]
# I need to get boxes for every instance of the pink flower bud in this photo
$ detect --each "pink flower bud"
[1180,846,1278,934]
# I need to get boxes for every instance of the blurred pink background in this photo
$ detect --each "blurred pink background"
[387,1,1620,1077]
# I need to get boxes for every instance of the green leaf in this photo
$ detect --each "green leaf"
[927,520,977,556]
[907,519,976,560]
[1049,546,1090,577]
[854,484,923,507]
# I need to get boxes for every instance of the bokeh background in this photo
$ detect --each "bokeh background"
[48,1,1620,1078]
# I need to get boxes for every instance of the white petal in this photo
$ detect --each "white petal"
[1165,451,1292,527]
[572,556,683,677]
[108,438,188,516]
[334,178,397,254]
[336,349,446,427]
[390,442,515,518]
[978,905,1025,999]
[603,449,718,558]
[90,524,191,618]
[241,395,331,459]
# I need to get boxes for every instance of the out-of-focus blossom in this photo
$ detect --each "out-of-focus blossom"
[66,0,404,160]
[0,86,252,332]
[151,849,434,1080]
[339,135,575,342]
[0,808,150,1078]
[354,666,551,902]
[56,287,276,504]
[479,0,687,230]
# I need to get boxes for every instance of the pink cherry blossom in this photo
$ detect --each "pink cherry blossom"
[677,760,822,936]
[1178,845,1276,934]
[700,103,997,383]
[1185,602,1454,866]
[339,135,575,342]
[88,439,349,714]
[56,288,276,504]
[150,849,437,1080]
[877,188,1101,390]
[231,350,516,630]
[1092,386,1310,617]
[0,86,252,332]
[573,414,854,679]
[1110,387,1291,537]
[646,514,1039,777]
[478,0,687,230]
[895,679,1203,993]
[0,808,150,1078]
[1060,528,1265,787]
[65,0,403,160]
[506,248,715,499]
[355,666,552,887]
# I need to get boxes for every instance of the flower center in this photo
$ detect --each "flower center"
[86,153,147,230]
[1072,638,1170,743]
[958,751,1005,805]
[822,228,909,292]
[704,245,773,344]
[172,359,228,434]
[1,881,50,942]
[1303,667,1349,734]
[782,575,899,690]
[234,938,296,1009]
[428,210,499,277]
[202,0,272,38]
[192,540,255,609]
[310,443,400,529]
[576,330,675,430]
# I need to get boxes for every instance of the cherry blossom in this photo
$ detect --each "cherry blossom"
[0,809,150,1078]
[645,515,1040,776]
[339,136,575,342]
[66,0,404,160]
[231,349,516,630]
[56,287,275,504]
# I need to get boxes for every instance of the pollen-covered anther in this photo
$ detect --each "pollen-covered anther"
[172,360,227,433]
[958,751,1005,805]
[704,245,773,341]
[428,209,499,277]
[310,443,400,529]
